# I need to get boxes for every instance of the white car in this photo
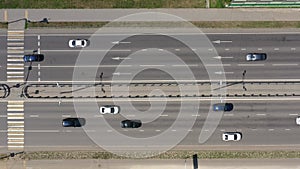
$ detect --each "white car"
[100,105,120,114]
[222,132,242,141]
[296,117,300,125]
[68,39,89,48]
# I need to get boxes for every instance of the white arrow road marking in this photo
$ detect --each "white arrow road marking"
[113,72,132,76]
[215,71,234,75]
[112,57,131,60]
[213,56,234,59]
[212,40,232,44]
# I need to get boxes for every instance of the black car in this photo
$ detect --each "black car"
[23,54,44,62]
[62,118,86,127]
[121,120,142,128]
[213,103,234,112]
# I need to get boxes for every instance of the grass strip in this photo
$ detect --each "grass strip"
[21,150,300,160]
[0,0,206,8]
[26,21,300,29]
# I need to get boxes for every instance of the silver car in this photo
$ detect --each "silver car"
[246,53,267,61]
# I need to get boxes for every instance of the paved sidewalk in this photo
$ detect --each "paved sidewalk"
[2,159,300,169]
[1,9,300,22]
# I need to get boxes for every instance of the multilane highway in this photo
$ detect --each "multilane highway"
[1,29,300,152]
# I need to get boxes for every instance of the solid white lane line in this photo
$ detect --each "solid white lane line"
[25,65,133,68]
[272,64,298,66]
[238,64,264,66]
[24,130,59,132]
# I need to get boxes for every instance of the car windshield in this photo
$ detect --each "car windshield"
[72,41,75,45]
[111,108,114,113]
[234,135,237,140]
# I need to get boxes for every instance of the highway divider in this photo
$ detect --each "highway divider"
[23,81,300,99]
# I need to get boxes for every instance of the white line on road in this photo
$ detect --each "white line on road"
[225,48,230,51]
[140,65,165,67]
[155,130,161,132]
[224,114,233,116]
[172,129,176,132]
[126,114,135,117]
[38,35,40,40]
[256,113,266,116]
[191,114,200,117]
[40,49,131,52]
[139,130,144,132]
[289,113,298,116]
[24,130,59,133]
[268,129,274,131]
[206,64,231,67]
[291,48,296,50]
[175,49,180,51]
[274,48,279,50]
[62,114,71,118]
[238,64,264,66]
[160,114,168,117]
[258,48,262,50]
[172,64,198,67]
[285,129,291,131]
[29,115,39,118]
[272,64,298,66]
[241,48,246,51]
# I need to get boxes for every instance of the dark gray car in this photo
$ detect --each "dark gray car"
[121,120,142,128]
[246,53,267,61]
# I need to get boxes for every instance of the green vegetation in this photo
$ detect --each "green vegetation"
[0,0,206,8]
[26,21,300,29]
[210,0,231,8]
[22,150,300,160]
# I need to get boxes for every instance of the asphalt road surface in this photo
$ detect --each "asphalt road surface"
[21,100,300,151]
[20,31,300,82]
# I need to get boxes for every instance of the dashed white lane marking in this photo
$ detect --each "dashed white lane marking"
[188,129,193,132]
[158,49,164,51]
[291,48,296,50]
[204,129,209,132]
[241,48,246,51]
[225,48,230,51]
[224,114,233,116]
[139,130,144,132]
[285,129,291,131]
[155,130,161,132]
[256,113,266,116]
[172,129,176,132]
[175,49,180,51]
[206,64,231,67]
[269,129,274,131]
[107,130,112,132]
[289,113,298,116]
[140,65,165,67]
[29,115,39,118]
[192,48,197,51]
[62,114,71,118]
[191,114,200,117]
[126,114,135,117]
[160,114,168,117]
[172,64,198,67]
[238,64,264,66]
[141,49,147,51]
[274,48,279,50]
[272,64,298,66]
[220,129,225,132]
[94,115,103,118]
[251,129,258,131]
[258,48,262,50]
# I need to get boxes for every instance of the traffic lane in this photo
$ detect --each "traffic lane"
[39,34,300,50]
[25,63,300,82]
[24,35,38,54]
[0,103,7,152]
